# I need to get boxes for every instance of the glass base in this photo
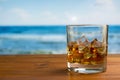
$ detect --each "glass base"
[68,62,106,74]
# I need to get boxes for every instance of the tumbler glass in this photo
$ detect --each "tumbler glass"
[66,24,108,74]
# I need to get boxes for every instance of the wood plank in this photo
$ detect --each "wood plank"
[0,54,120,80]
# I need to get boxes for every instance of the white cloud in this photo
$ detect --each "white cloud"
[62,0,120,25]
[70,16,78,22]
[94,0,116,11]
[0,0,119,25]
[76,11,120,24]
[31,11,55,24]
[64,12,80,24]
[67,15,79,22]
[79,0,120,24]
[11,8,31,22]
[96,0,113,5]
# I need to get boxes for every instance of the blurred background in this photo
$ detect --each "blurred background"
[0,0,120,54]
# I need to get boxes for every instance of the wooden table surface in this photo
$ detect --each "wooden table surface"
[0,54,120,80]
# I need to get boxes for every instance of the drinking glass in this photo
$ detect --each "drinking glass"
[66,24,108,74]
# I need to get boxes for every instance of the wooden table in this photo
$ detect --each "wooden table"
[0,54,120,80]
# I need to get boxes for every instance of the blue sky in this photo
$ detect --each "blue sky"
[0,0,120,25]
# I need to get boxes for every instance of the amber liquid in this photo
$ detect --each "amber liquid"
[67,38,107,74]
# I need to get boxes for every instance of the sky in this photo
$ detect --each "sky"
[0,0,120,25]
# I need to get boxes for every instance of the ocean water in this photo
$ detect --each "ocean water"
[0,25,119,54]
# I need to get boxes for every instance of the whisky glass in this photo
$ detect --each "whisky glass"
[66,24,108,74]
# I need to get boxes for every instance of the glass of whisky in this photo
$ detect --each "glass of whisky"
[66,24,108,74]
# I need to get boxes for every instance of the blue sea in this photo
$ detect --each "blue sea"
[0,25,120,54]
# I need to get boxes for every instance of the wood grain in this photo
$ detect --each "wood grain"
[0,54,120,80]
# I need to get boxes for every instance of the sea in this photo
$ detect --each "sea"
[0,25,119,55]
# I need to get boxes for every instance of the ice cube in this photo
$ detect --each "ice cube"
[83,39,90,47]
[97,47,105,55]
[72,43,79,51]
[83,53,92,59]
[78,36,88,43]
[77,36,90,51]
[83,46,89,52]
[92,53,97,58]
[91,38,102,47]
[68,41,76,47]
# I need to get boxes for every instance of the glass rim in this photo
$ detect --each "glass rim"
[66,24,108,27]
